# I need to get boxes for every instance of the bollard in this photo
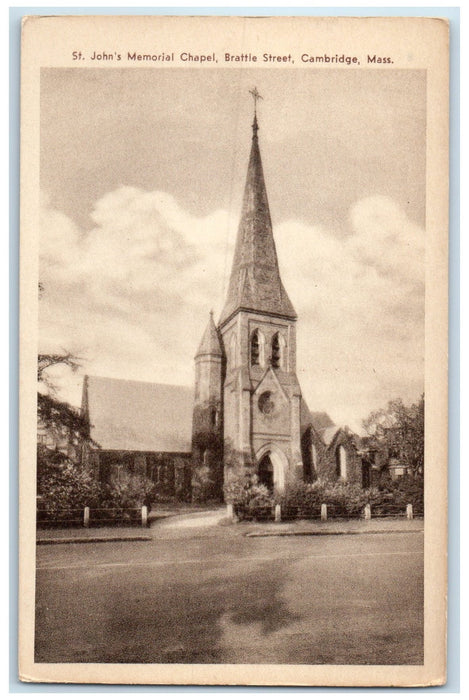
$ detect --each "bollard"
[83,506,90,528]
[321,503,327,521]
[141,505,148,527]
[226,503,234,521]
[275,504,281,522]
[406,503,413,520]
[364,503,371,520]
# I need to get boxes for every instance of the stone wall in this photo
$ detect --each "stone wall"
[89,449,192,501]
[301,427,364,487]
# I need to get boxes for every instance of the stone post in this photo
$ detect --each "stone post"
[83,506,90,528]
[227,503,234,521]
[364,503,371,520]
[141,505,148,527]
[275,504,281,522]
[321,503,327,521]
[406,503,413,520]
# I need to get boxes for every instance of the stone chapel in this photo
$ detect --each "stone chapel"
[81,105,366,500]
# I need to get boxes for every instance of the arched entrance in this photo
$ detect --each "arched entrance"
[255,445,288,492]
[258,454,274,491]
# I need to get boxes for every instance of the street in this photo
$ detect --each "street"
[35,520,424,665]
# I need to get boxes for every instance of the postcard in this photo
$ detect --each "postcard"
[19,14,448,686]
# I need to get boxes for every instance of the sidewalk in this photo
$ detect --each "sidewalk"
[35,507,221,544]
[37,509,423,544]
[36,527,152,545]
[242,517,423,537]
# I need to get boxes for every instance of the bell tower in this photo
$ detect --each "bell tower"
[192,311,224,501]
[218,93,303,492]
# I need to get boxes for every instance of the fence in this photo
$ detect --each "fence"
[37,506,149,529]
[232,502,420,522]
[37,508,83,528]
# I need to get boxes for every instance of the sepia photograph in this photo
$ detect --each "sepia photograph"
[19,15,448,686]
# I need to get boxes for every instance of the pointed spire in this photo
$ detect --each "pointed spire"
[195,311,222,358]
[219,101,297,326]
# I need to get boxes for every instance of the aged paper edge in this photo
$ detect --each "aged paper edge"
[18,14,449,687]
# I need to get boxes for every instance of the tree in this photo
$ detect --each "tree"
[38,352,81,390]
[37,352,89,447]
[37,445,100,515]
[37,351,98,514]
[363,394,424,477]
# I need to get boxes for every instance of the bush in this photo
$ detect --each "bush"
[386,475,424,509]
[224,470,274,519]
[280,481,326,514]
[37,446,100,516]
[223,472,424,521]
[100,472,156,509]
[280,480,368,517]
[191,465,222,504]
[322,481,369,515]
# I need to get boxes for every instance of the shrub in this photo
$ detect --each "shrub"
[191,465,222,504]
[320,481,369,516]
[387,475,424,509]
[280,481,326,508]
[223,469,274,519]
[37,446,100,516]
[100,472,156,510]
[280,480,368,516]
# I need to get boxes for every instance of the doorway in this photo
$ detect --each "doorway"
[258,454,274,491]
[361,459,371,488]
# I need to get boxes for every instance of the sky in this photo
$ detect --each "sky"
[39,67,426,432]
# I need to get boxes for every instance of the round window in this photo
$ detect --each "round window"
[258,391,275,415]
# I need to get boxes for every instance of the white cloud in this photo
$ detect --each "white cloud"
[39,189,424,432]
[276,195,424,429]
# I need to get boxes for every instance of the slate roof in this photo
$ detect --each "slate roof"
[196,311,222,358]
[310,412,335,433]
[300,398,335,435]
[219,116,297,326]
[82,375,193,453]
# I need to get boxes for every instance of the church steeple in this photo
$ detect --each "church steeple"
[195,310,222,359]
[219,100,297,327]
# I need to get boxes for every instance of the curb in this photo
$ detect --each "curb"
[37,535,152,545]
[245,528,424,538]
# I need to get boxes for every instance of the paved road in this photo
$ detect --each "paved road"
[35,524,424,665]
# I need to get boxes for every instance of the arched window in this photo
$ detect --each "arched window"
[271,333,280,368]
[335,445,347,480]
[278,334,286,370]
[311,444,317,469]
[251,330,260,366]
[271,332,286,369]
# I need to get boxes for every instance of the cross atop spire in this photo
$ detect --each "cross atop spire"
[249,86,263,112]
[249,87,263,135]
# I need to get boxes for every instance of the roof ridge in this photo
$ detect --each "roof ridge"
[87,375,192,391]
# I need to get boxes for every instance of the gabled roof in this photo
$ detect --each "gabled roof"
[300,397,335,434]
[311,412,335,433]
[321,425,341,447]
[219,115,297,326]
[82,376,193,453]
